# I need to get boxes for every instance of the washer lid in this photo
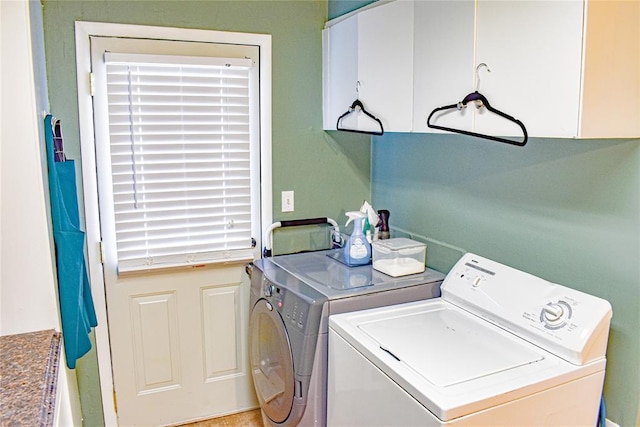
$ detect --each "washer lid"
[359,305,543,387]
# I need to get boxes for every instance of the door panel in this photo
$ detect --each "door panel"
[106,264,257,425]
[131,292,180,393]
[202,285,241,378]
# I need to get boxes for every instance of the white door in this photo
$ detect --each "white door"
[88,34,263,426]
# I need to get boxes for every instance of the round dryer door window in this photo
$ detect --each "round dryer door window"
[249,299,295,423]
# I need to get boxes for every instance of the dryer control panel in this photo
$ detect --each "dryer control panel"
[442,253,612,366]
[254,262,327,338]
[264,281,310,331]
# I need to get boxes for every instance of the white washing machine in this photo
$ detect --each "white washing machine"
[328,253,612,426]
[249,250,444,426]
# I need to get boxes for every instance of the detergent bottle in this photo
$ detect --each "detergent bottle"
[343,211,372,266]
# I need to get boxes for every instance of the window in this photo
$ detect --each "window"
[88,34,268,273]
[104,53,255,272]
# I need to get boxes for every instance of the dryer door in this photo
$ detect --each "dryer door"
[250,298,295,423]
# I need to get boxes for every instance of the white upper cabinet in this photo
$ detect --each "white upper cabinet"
[324,0,639,139]
[413,0,476,134]
[323,12,358,131]
[474,0,585,139]
[323,1,414,133]
[415,0,583,140]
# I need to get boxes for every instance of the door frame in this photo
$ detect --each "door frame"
[75,21,272,425]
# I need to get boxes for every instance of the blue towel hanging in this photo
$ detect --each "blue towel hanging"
[44,115,97,369]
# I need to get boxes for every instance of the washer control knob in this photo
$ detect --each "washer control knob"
[264,283,273,297]
[540,301,572,329]
[543,303,564,322]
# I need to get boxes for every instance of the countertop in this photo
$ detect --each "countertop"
[0,329,61,426]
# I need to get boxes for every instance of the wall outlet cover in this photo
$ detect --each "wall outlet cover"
[281,190,294,212]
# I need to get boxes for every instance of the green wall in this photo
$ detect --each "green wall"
[41,0,639,425]
[372,133,640,425]
[41,1,370,424]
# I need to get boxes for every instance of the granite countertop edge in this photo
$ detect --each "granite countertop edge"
[0,329,62,426]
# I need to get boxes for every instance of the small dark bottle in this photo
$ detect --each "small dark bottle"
[377,209,390,240]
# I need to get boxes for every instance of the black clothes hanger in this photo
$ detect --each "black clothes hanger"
[52,117,67,162]
[427,63,528,146]
[336,99,385,136]
[427,91,528,146]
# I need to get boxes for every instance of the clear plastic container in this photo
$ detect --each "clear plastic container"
[372,237,426,277]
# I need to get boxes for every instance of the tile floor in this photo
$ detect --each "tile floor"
[177,409,263,427]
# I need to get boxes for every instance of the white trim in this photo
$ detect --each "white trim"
[104,52,253,68]
[74,21,272,425]
[117,250,255,275]
[576,0,588,138]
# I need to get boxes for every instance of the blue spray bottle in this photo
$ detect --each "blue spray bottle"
[343,211,372,266]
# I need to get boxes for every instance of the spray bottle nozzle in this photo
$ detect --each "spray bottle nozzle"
[345,211,366,227]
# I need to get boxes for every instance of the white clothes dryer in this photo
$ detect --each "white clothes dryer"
[249,250,445,426]
[328,253,612,426]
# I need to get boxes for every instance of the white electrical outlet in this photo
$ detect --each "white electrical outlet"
[282,190,294,212]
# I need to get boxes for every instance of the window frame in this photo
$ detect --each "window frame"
[75,22,271,425]
[98,47,259,273]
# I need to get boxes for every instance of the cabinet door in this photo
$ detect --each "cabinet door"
[357,0,414,132]
[322,14,358,131]
[475,0,584,138]
[413,0,475,133]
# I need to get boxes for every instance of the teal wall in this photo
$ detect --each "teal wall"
[41,1,370,424]
[372,133,640,425]
[328,1,640,423]
[328,0,373,18]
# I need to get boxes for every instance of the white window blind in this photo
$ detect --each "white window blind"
[104,52,255,272]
